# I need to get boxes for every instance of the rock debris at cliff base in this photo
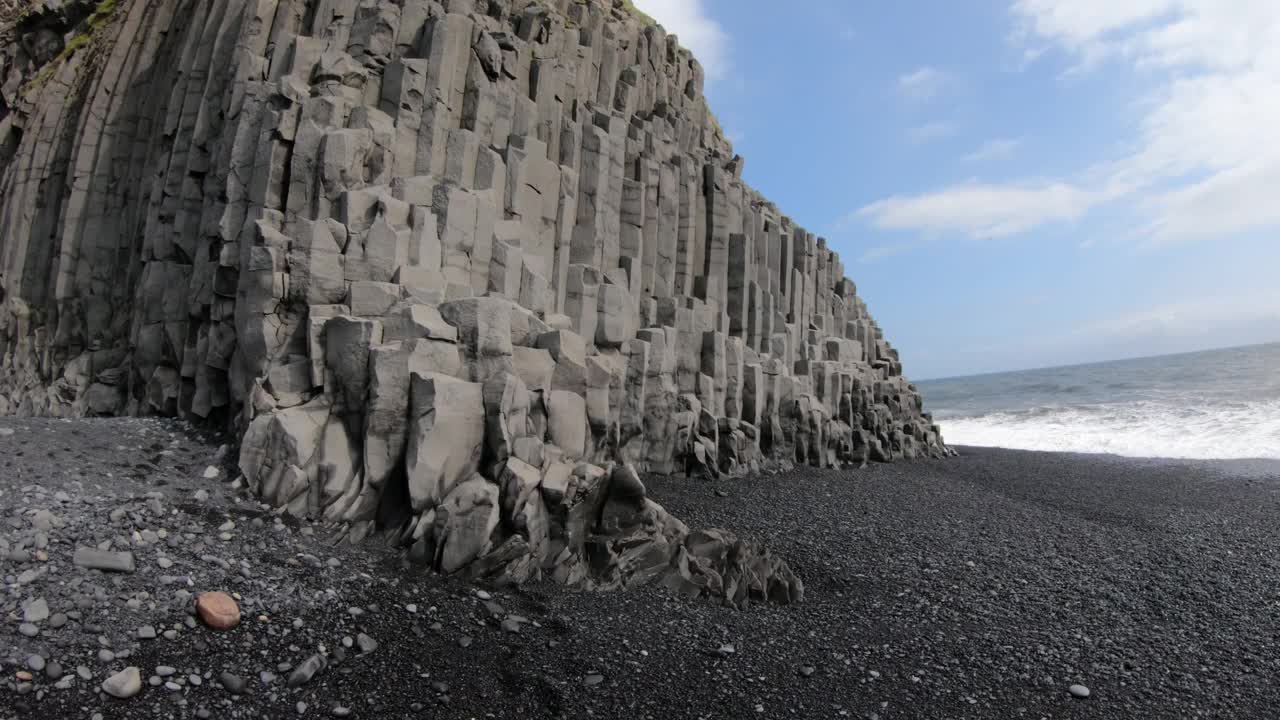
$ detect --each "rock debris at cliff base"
[0,0,947,591]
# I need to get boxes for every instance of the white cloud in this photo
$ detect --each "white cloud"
[897,67,949,100]
[962,138,1022,163]
[907,122,958,145]
[630,0,729,79]
[859,1,1280,245]
[1015,0,1280,242]
[858,182,1095,239]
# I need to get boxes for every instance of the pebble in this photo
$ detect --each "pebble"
[27,655,46,672]
[288,655,327,688]
[156,665,177,677]
[1070,684,1091,698]
[332,707,352,717]
[583,674,605,687]
[196,591,241,630]
[24,597,50,623]
[49,612,68,628]
[18,623,39,637]
[798,665,816,678]
[219,671,246,694]
[356,633,378,654]
[137,625,157,640]
[0,427,14,436]
[73,547,136,573]
[46,661,63,680]
[102,667,143,699]
[203,466,221,479]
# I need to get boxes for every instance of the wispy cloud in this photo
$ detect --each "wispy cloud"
[897,66,950,100]
[631,0,730,79]
[859,244,915,263]
[859,2,1280,246]
[858,181,1096,239]
[962,138,1022,163]
[907,121,958,145]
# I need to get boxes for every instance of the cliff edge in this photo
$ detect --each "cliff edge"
[0,0,947,603]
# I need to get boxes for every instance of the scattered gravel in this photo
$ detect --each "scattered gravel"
[3,417,1279,719]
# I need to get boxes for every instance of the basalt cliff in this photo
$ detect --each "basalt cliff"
[0,0,947,604]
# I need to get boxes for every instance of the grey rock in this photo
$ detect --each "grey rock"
[288,655,327,688]
[219,672,246,694]
[73,548,136,573]
[102,667,143,699]
[23,597,50,623]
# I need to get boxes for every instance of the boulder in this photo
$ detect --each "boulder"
[434,475,500,573]
[405,372,485,511]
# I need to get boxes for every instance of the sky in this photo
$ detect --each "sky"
[631,0,1280,379]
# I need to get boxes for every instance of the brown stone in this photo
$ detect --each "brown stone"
[196,592,241,630]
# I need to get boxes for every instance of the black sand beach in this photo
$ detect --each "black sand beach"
[3,417,1280,719]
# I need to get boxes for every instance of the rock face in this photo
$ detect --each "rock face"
[0,0,947,602]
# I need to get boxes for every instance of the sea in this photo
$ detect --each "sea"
[916,343,1280,460]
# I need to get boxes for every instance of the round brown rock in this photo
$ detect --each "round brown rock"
[196,592,241,630]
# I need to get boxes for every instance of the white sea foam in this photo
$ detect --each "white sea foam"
[940,399,1280,460]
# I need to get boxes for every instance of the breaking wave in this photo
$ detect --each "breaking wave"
[919,344,1280,460]
[938,399,1280,460]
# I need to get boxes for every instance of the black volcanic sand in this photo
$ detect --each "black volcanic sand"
[3,418,1280,720]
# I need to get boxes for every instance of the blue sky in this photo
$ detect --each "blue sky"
[632,0,1280,379]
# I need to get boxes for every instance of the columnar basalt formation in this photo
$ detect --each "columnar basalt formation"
[0,0,946,602]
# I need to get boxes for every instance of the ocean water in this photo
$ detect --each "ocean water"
[916,343,1280,460]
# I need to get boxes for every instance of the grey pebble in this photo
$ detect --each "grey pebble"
[288,654,327,688]
[220,671,246,694]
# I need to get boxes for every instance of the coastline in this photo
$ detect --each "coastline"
[4,419,1280,719]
